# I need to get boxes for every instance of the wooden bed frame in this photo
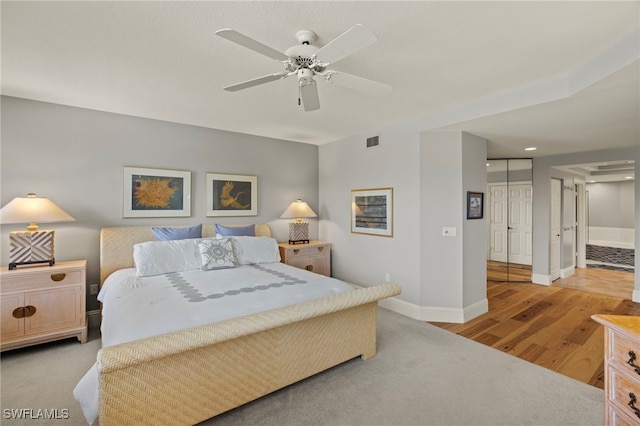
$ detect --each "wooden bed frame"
[96,224,401,425]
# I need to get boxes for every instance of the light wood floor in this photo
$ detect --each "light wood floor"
[431,268,639,389]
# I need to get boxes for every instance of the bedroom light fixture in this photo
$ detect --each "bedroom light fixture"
[280,199,317,244]
[0,193,75,270]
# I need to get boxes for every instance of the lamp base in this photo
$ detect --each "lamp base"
[9,230,55,270]
[288,221,310,245]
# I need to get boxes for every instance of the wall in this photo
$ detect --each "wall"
[1,96,320,310]
[587,181,635,229]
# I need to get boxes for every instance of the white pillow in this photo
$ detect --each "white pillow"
[229,236,281,265]
[133,238,202,277]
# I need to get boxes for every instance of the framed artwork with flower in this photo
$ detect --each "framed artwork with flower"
[123,166,191,217]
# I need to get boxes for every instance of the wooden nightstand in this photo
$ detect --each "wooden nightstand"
[1,260,87,351]
[592,314,640,425]
[278,241,331,277]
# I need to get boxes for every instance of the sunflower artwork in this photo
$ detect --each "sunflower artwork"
[123,167,191,217]
[131,175,184,210]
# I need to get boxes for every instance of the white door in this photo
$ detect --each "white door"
[489,185,508,262]
[550,179,562,281]
[508,184,533,265]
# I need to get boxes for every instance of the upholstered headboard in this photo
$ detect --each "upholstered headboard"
[99,223,271,285]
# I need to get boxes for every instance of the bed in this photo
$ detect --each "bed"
[74,224,401,425]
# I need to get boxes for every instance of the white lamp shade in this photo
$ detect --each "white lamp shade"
[1,194,75,230]
[280,199,317,220]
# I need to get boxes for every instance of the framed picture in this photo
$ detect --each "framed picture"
[351,188,393,237]
[467,191,484,219]
[206,173,257,216]
[123,167,191,217]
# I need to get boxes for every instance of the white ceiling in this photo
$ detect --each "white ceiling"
[2,1,639,177]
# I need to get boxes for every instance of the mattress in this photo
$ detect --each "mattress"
[74,262,354,424]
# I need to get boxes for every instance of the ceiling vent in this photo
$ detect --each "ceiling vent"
[366,136,379,148]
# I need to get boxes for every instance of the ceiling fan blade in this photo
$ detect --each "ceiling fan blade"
[223,72,289,92]
[300,81,320,111]
[314,24,378,65]
[321,70,392,97]
[216,28,290,62]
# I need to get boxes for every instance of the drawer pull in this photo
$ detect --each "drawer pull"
[627,351,640,376]
[51,273,66,282]
[629,393,640,419]
[306,265,314,272]
[11,306,36,318]
[317,247,324,252]
[293,249,300,255]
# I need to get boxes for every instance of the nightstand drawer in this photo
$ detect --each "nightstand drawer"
[283,244,329,258]
[610,331,640,379]
[1,269,83,293]
[609,365,640,422]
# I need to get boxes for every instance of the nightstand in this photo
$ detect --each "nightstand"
[278,241,331,277]
[1,260,87,351]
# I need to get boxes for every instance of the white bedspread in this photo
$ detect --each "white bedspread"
[73,263,354,424]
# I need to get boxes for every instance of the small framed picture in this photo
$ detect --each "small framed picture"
[351,188,393,237]
[467,191,484,219]
[123,167,191,217]
[206,173,257,216]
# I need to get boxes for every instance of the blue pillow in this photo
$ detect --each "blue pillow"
[215,223,255,237]
[152,224,202,241]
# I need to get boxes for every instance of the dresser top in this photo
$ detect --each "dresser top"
[592,314,640,337]
[0,260,87,275]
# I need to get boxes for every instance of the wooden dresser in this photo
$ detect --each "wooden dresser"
[1,260,87,351]
[592,314,640,425]
[278,241,331,277]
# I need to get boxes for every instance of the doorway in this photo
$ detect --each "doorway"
[487,158,533,282]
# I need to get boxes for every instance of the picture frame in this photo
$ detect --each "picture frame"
[351,187,393,237]
[206,173,257,217]
[123,167,191,218]
[467,191,484,219]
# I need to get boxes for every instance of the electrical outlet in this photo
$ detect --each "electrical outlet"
[385,272,391,283]
[89,284,99,295]
[442,227,457,237]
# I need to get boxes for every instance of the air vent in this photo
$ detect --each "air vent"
[366,136,379,148]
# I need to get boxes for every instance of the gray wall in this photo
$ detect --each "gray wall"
[587,181,635,229]
[1,96,319,310]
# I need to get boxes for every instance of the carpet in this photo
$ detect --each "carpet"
[0,308,603,425]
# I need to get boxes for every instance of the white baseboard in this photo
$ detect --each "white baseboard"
[560,266,575,279]
[532,273,552,286]
[379,295,488,323]
[633,289,640,303]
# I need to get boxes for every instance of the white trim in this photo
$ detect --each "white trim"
[532,273,552,286]
[560,266,575,279]
[87,309,101,329]
[379,296,488,323]
[633,289,640,304]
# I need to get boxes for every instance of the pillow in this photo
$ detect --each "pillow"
[230,236,281,265]
[152,224,202,241]
[197,238,236,270]
[215,223,255,237]
[133,238,201,277]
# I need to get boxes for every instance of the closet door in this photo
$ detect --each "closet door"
[487,159,533,282]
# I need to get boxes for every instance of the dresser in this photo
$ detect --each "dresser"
[592,314,640,425]
[278,241,331,277]
[1,260,87,351]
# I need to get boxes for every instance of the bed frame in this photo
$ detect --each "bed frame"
[96,224,401,425]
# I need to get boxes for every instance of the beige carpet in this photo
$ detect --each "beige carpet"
[1,308,603,425]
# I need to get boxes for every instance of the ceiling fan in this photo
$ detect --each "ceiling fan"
[215,24,391,112]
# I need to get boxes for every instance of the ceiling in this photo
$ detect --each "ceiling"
[2,1,639,180]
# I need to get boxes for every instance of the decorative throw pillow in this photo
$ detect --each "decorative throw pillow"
[152,224,202,241]
[214,223,255,237]
[197,238,236,270]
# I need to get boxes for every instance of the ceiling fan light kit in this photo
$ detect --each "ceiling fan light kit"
[215,24,391,112]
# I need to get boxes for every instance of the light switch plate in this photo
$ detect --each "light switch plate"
[442,227,457,237]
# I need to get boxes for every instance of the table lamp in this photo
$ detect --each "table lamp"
[0,193,75,270]
[280,199,317,244]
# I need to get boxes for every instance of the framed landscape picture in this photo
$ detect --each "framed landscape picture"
[351,187,393,237]
[467,191,484,219]
[206,173,257,216]
[123,166,191,217]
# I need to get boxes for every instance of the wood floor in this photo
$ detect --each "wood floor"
[430,267,639,389]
